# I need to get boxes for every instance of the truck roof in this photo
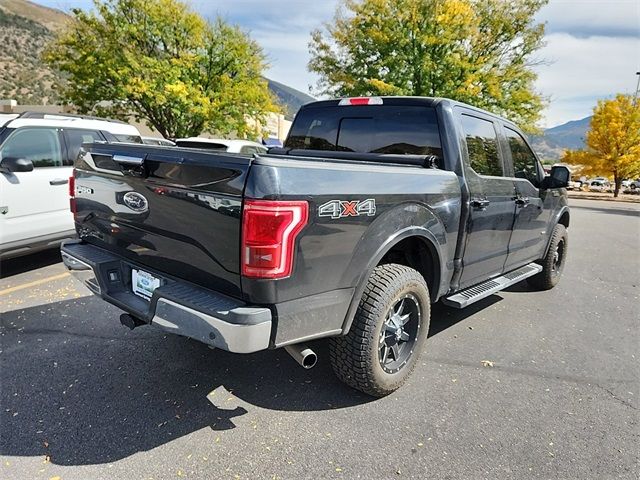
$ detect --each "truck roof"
[1,112,140,136]
[301,96,444,110]
[300,96,522,130]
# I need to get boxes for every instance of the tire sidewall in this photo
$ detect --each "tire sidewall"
[366,276,430,392]
[544,224,568,288]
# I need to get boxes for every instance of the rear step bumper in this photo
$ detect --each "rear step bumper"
[443,263,543,308]
[61,240,272,353]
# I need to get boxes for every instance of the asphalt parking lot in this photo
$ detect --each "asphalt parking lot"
[1,198,638,480]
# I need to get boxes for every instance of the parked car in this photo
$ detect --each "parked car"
[62,96,570,397]
[175,137,268,154]
[587,179,610,192]
[141,136,175,147]
[624,178,640,193]
[568,180,582,190]
[0,112,142,259]
[263,137,284,148]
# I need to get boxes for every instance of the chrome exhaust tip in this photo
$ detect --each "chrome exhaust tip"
[284,344,317,369]
[120,313,145,330]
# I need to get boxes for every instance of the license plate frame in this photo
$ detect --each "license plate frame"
[131,268,161,300]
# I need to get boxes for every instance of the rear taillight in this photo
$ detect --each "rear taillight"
[69,174,76,214]
[241,199,308,279]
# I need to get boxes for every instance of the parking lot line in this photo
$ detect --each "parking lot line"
[0,272,70,296]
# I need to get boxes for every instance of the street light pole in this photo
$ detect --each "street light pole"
[635,71,640,106]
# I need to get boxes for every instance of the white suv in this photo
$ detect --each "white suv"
[0,112,142,259]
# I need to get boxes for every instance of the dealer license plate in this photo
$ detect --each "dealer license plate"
[132,269,161,300]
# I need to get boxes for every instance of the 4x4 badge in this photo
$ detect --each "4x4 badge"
[318,199,376,219]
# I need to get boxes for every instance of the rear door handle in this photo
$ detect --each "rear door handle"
[471,198,490,210]
[49,178,68,186]
[515,197,530,206]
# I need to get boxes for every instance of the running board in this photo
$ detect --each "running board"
[443,263,543,309]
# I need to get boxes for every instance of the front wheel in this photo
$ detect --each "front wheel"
[528,224,568,290]
[329,264,430,397]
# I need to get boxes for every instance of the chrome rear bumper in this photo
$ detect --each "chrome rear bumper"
[61,240,272,353]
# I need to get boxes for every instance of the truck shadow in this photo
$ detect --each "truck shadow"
[0,295,492,466]
[0,248,63,278]
[0,298,369,465]
[428,296,502,336]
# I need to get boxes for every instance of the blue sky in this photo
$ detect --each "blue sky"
[34,0,640,128]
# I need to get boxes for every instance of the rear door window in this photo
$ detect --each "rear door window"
[65,129,104,163]
[460,115,503,177]
[285,105,442,159]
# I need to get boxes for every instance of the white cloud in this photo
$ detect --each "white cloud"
[538,0,640,37]
[188,0,338,94]
[33,0,640,126]
[534,33,640,126]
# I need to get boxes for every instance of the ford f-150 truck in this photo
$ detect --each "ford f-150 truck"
[61,97,570,396]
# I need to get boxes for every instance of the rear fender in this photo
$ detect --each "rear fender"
[340,202,450,334]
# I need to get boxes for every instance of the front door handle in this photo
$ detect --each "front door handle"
[515,196,530,206]
[49,178,69,186]
[471,198,490,210]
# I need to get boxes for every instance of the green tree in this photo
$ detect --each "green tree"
[309,0,547,130]
[563,94,640,197]
[44,0,274,139]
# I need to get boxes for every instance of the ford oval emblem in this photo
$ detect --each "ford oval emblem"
[123,192,149,212]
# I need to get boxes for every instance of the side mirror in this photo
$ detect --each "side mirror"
[543,165,570,189]
[0,157,34,173]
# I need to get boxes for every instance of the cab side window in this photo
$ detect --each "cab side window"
[505,127,541,186]
[461,115,503,177]
[65,129,103,164]
[0,128,63,168]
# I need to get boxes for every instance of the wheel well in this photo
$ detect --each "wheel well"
[559,211,570,228]
[378,236,440,302]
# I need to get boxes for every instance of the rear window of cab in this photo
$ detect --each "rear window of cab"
[285,105,442,160]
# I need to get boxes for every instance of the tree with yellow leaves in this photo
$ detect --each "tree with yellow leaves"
[44,0,274,139]
[563,94,640,197]
[309,0,548,131]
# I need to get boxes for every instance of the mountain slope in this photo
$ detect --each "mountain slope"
[267,79,316,119]
[0,0,64,103]
[530,116,591,162]
[0,0,68,30]
[0,0,314,117]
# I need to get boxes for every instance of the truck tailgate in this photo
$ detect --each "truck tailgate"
[73,143,250,298]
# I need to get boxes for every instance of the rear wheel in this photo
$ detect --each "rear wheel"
[329,264,430,397]
[528,224,568,290]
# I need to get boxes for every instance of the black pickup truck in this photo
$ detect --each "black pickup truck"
[62,97,570,396]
